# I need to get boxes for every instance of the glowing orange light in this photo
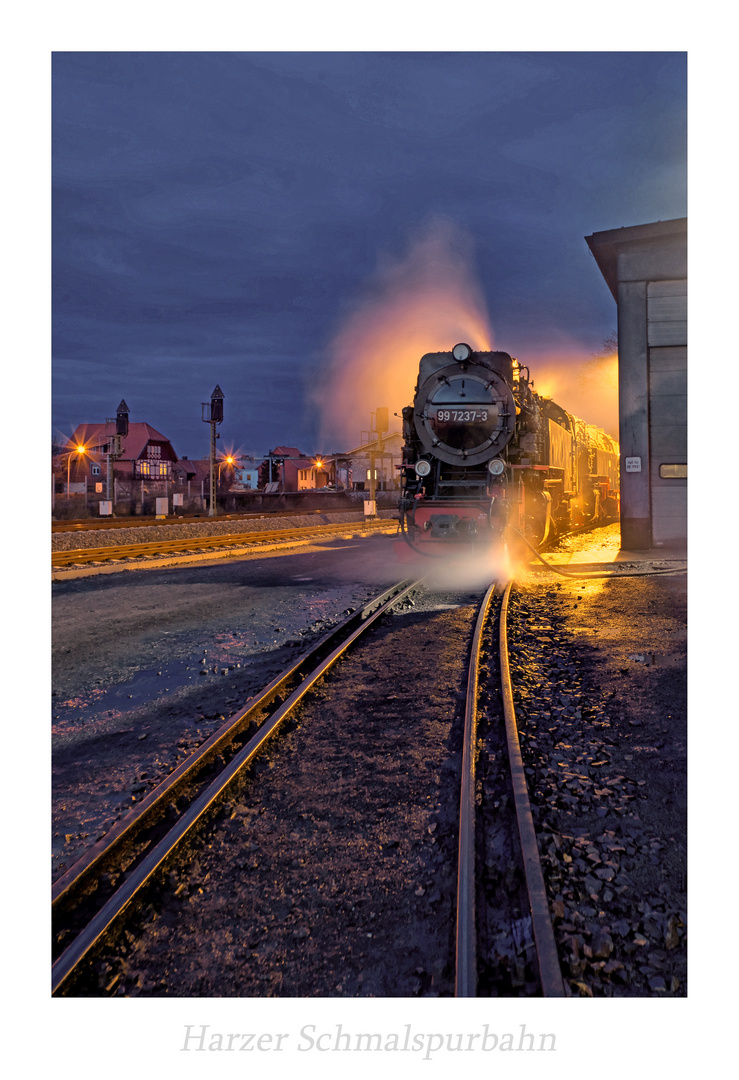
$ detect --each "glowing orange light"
[521,346,619,437]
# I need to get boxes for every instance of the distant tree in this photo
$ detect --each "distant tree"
[596,331,618,358]
[576,331,619,394]
[259,456,283,488]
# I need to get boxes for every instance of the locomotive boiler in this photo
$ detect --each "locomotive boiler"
[397,342,619,557]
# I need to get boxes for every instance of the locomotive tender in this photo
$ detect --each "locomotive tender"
[398,343,619,556]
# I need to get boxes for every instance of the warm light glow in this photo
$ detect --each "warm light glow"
[519,345,619,437]
[314,459,323,469]
[310,216,493,447]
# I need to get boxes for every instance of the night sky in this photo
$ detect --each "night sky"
[52,51,687,458]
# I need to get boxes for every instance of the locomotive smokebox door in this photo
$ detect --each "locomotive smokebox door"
[414,352,517,467]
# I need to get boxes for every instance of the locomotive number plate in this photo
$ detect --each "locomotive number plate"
[434,409,489,422]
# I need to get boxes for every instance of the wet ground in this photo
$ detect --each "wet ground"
[52,535,404,877]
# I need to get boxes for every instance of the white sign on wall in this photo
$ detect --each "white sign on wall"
[625,457,642,473]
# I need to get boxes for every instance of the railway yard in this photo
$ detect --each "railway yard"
[51,515,687,998]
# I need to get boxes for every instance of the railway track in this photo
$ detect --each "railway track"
[52,578,421,994]
[456,580,564,997]
[51,518,396,568]
[52,509,364,533]
[52,572,564,997]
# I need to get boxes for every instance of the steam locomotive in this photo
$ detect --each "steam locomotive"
[397,343,619,557]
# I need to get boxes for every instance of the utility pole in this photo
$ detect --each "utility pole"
[365,406,388,519]
[202,385,224,516]
[103,399,129,513]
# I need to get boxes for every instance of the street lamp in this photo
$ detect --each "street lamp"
[67,444,88,496]
[218,455,235,484]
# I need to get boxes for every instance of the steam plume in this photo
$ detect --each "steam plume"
[311,217,493,448]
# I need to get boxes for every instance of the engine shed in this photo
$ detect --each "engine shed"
[585,218,687,550]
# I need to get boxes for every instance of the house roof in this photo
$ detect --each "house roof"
[172,458,198,478]
[180,458,214,482]
[69,421,178,461]
[270,446,307,459]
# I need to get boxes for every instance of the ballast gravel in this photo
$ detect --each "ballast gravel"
[51,511,397,552]
[504,529,687,996]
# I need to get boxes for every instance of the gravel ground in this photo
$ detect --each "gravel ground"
[66,591,479,998]
[52,534,404,879]
[505,525,687,996]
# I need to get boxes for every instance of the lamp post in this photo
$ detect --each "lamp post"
[218,455,235,486]
[67,444,88,496]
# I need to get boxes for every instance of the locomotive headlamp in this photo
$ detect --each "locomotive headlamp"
[488,458,505,476]
[452,342,473,362]
[414,459,432,477]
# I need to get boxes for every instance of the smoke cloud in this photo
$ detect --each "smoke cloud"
[311,217,493,449]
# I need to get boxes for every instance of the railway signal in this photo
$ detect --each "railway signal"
[100,400,130,508]
[116,400,129,438]
[202,385,224,517]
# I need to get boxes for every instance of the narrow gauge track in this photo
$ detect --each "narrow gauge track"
[457,580,564,997]
[53,567,565,998]
[52,577,420,995]
[51,518,395,568]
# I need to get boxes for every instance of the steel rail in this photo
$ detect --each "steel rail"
[53,578,417,912]
[499,581,565,997]
[455,581,498,997]
[51,519,396,567]
[52,578,423,995]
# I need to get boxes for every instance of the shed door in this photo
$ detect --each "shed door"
[648,281,686,545]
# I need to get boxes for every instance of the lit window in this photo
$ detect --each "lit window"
[659,464,687,479]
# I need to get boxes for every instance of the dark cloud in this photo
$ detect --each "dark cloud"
[52,51,686,455]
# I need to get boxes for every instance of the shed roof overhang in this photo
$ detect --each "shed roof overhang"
[585,217,687,301]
